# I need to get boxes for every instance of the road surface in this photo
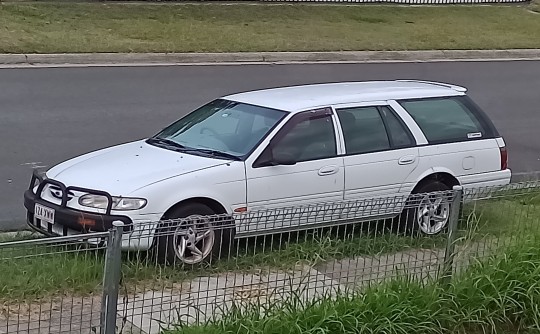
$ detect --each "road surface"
[1,61,539,230]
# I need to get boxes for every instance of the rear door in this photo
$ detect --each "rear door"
[334,102,420,217]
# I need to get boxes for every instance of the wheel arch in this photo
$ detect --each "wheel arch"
[160,197,228,220]
[412,171,460,194]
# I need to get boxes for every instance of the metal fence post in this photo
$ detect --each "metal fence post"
[441,185,463,286]
[100,221,124,334]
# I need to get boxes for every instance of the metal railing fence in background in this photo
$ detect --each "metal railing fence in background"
[1,181,539,333]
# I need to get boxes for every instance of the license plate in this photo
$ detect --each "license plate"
[35,203,55,226]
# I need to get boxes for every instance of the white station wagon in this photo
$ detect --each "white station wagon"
[24,80,511,264]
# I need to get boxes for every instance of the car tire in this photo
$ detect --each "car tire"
[155,203,235,266]
[399,181,453,235]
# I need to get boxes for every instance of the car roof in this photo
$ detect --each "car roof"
[223,80,467,112]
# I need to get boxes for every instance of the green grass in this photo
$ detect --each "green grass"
[462,192,540,239]
[0,244,107,300]
[0,3,539,53]
[0,244,190,302]
[165,231,540,334]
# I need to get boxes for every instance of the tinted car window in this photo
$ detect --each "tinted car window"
[399,96,487,144]
[272,113,337,162]
[380,106,415,148]
[337,106,390,154]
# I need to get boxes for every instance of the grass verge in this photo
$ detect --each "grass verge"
[462,190,540,240]
[165,231,540,334]
[0,3,539,53]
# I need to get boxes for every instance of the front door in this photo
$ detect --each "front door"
[243,108,345,234]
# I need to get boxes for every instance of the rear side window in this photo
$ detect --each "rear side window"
[336,105,414,155]
[399,96,496,144]
[337,106,390,154]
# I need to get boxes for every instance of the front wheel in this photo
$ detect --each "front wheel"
[155,203,234,266]
[400,181,452,235]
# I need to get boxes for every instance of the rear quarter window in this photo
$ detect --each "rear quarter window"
[398,96,498,144]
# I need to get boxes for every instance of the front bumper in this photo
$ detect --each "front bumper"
[24,170,133,236]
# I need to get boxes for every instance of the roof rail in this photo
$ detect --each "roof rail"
[395,80,467,93]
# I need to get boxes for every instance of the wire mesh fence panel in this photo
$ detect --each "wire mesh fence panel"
[118,190,456,332]
[0,233,110,334]
[4,181,540,333]
[452,181,540,276]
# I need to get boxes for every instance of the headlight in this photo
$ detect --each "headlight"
[78,194,147,211]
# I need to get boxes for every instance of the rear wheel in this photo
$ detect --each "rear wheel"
[155,203,234,265]
[400,181,452,235]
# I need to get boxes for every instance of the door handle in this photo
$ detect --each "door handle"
[318,165,339,176]
[398,155,416,165]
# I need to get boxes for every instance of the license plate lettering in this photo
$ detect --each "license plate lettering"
[35,203,55,226]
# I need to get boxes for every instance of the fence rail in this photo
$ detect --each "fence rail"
[1,181,540,333]
[34,0,528,4]
[262,0,527,3]
[95,0,530,3]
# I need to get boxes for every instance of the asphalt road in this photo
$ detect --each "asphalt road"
[1,61,539,231]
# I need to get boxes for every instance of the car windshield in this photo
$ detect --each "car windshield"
[149,99,287,159]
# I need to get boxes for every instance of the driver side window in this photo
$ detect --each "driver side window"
[257,109,337,165]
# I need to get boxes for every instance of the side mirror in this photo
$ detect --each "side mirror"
[272,150,296,166]
[253,143,297,168]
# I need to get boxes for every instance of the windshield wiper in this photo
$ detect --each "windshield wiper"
[148,138,240,161]
[185,148,241,161]
[147,137,186,150]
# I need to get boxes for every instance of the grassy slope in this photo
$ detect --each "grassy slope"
[0,3,539,53]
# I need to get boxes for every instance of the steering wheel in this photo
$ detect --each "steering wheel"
[199,127,231,150]
[200,127,220,137]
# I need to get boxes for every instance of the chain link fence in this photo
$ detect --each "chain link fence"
[1,181,539,334]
